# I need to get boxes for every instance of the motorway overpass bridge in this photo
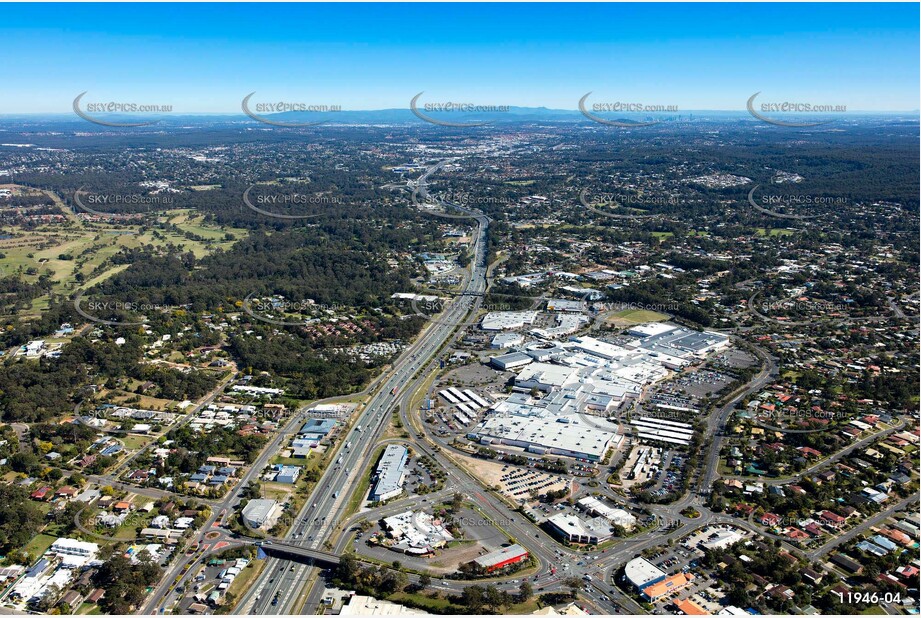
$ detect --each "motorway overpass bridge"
[259,542,341,567]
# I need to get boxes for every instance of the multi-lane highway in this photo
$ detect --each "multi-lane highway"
[234,161,491,615]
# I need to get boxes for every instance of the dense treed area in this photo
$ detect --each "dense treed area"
[0,334,217,422]
[91,553,162,614]
[0,275,52,315]
[0,484,45,555]
[163,425,267,467]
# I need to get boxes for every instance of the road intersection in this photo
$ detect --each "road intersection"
[135,162,913,617]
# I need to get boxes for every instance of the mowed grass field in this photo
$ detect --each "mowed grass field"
[1,200,248,318]
[755,227,796,237]
[22,533,58,558]
[605,308,670,328]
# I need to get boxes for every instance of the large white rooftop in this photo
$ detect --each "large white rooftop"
[577,496,637,528]
[382,510,454,553]
[624,557,666,589]
[242,499,279,527]
[627,323,677,337]
[371,444,408,500]
[547,513,613,540]
[471,413,619,461]
[515,362,580,389]
[481,311,540,331]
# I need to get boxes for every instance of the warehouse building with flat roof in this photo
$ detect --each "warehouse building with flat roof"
[546,513,615,545]
[472,544,529,573]
[514,362,581,392]
[489,351,534,371]
[241,499,281,530]
[370,445,408,502]
[481,311,539,331]
[577,496,637,530]
[546,299,586,312]
[299,418,337,438]
[276,465,301,484]
[468,412,621,462]
[627,324,730,360]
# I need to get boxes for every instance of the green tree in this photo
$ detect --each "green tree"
[461,585,485,612]
[518,581,533,602]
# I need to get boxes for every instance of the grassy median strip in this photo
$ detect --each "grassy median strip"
[343,445,384,519]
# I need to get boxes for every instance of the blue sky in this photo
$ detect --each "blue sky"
[1,3,918,113]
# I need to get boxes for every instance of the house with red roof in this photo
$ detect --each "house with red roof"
[877,573,906,589]
[55,486,77,499]
[836,463,857,477]
[896,565,919,582]
[734,503,755,516]
[804,522,824,537]
[879,528,912,547]
[30,486,52,501]
[820,510,846,529]
[785,527,809,541]
[841,427,862,440]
